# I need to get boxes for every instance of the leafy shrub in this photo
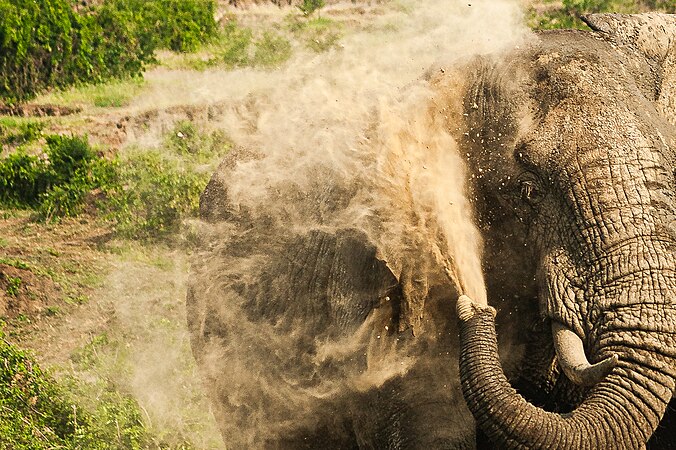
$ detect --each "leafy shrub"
[0,0,152,103]
[0,335,150,449]
[254,32,293,68]
[103,121,231,239]
[0,134,118,220]
[39,135,117,221]
[0,150,49,208]
[0,118,44,147]
[0,336,79,448]
[105,150,208,239]
[60,376,148,450]
[0,0,216,103]
[0,124,228,236]
[298,0,325,17]
[102,0,217,53]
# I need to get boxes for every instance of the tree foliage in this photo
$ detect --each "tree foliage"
[0,0,217,103]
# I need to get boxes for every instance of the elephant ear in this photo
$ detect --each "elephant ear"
[582,13,676,124]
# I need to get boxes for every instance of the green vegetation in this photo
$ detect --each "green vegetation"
[0,336,81,449]
[0,0,151,103]
[529,0,675,30]
[0,333,152,449]
[0,118,45,147]
[0,0,216,104]
[288,16,342,52]
[188,19,293,70]
[5,275,21,296]
[101,0,217,53]
[37,77,146,109]
[298,0,326,17]
[0,134,116,221]
[254,32,294,68]
[107,121,229,239]
[0,120,229,238]
[106,150,207,239]
[215,20,254,69]
[160,6,348,71]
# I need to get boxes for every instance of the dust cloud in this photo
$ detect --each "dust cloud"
[107,0,531,447]
[184,0,530,308]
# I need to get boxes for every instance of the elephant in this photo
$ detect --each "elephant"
[187,13,676,449]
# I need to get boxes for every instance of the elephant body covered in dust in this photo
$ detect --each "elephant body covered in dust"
[187,13,676,449]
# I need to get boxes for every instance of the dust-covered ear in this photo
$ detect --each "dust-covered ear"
[582,13,676,124]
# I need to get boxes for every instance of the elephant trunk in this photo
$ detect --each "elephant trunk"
[458,296,676,449]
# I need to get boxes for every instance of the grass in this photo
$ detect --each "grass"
[253,31,294,67]
[156,10,348,71]
[205,24,293,69]
[35,78,146,109]
[0,117,45,149]
[0,257,30,271]
[5,276,21,297]
[287,15,342,52]
[0,339,71,449]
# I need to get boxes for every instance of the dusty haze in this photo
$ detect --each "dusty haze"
[109,0,532,447]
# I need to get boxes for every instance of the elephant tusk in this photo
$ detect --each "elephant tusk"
[551,321,619,387]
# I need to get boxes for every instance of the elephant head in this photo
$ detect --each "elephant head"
[447,14,676,448]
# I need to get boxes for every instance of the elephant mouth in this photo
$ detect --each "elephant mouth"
[456,249,676,449]
[539,243,676,387]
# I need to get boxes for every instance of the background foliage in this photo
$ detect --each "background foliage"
[530,0,675,29]
[0,0,217,103]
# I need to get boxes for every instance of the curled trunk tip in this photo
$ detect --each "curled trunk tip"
[457,294,495,322]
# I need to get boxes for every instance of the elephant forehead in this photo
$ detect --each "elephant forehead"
[519,94,670,169]
[509,47,672,169]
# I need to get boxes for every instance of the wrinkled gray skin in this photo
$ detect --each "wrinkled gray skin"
[188,13,676,449]
[453,13,676,450]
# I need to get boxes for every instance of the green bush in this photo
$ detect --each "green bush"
[0,335,150,449]
[0,336,79,448]
[0,124,228,236]
[102,0,217,53]
[0,150,49,208]
[102,121,230,239]
[105,150,208,239]
[0,0,152,103]
[254,32,293,68]
[0,134,118,220]
[0,0,216,103]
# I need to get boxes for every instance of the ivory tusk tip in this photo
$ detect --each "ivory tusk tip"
[552,321,619,386]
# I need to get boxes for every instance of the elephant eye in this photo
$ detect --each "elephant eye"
[519,173,545,205]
